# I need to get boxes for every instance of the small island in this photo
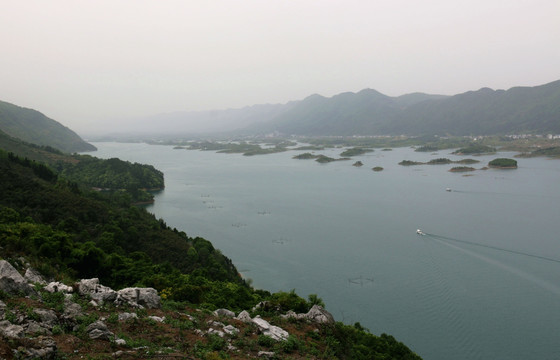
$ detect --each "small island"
[488,158,518,169]
[353,161,364,167]
[452,144,496,155]
[398,160,423,166]
[316,155,351,163]
[399,158,480,166]
[293,153,351,163]
[449,166,476,172]
[293,152,317,160]
[454,158,480,164]
[415,145,440,152]
[426,158,453,165]
[340,147,374,157]
[372,166,384,172]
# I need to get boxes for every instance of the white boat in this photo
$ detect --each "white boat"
[446,188,452,192]
[416,229,425,235]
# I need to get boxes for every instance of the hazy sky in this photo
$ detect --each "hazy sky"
[1,0,559,133]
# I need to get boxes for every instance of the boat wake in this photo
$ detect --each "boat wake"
[423,233,560,264]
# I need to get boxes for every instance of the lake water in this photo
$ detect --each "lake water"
[91,142,560,360]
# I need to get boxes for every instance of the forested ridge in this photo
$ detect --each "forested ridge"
[0,130,164,202]
[0,100,96,153]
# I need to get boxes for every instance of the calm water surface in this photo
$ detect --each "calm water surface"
[91,142,560,360]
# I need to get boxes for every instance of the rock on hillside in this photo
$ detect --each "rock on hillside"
[2,259,384,360]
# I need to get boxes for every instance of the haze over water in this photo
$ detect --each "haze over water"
[92,142,560,360]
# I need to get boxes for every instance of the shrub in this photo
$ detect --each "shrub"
[257,335,276,347]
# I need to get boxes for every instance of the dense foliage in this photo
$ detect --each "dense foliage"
[0,151,247,303]
[59,155,164,190]
[0,132,164,203]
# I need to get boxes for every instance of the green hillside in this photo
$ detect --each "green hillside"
[0,129,162,203]
[0,100,96,153]
[0,143,422,360]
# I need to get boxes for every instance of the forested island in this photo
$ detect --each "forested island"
[488,158,518,168]
[398,158,480,166]
[449,166,477,172]
[293,152,351,163]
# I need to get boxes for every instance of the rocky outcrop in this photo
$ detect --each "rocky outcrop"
[76,279,161,309]
[304,305,335,324]
[0,260,38,297]
[77,278,117,304]
[252,316,289,341]
[118,312,138,321]
[282,305,335,324]
[86,320,114,340]
[44,281,73,294]
[235,310,252,323]
[33,308,58,329]
[24,268,47,285]
[0,320,24,338]
[0,263,351,359]
[15,335,57,359]
[116,287,161,309]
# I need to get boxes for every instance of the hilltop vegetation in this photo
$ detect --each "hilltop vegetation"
[0,130,163,203]
[0,100,95,153]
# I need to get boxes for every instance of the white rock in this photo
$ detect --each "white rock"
[223,324,239,335]
[207,328,225,337]
[251,316,289,341]
[116,287,161,309]
[86,320,114,340]
[235,310,252,323]
[77,278,117,304]
[207,320,224,327]
[118,312,138,321]
[304,305,335,324]
[24,268,47,285]
[33,308,58,328]
[44,281,73,294]
[0,260,37,296]
[148,316,165,323]
[25,321,50,335]
[0,320,24,338]
[213,308,235,318]
[258,351,276,358]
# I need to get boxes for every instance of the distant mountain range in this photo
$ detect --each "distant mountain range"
[248,79,560,136]
[0,100,95,153]
[92,79,560,138]
[4,80,560,142]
